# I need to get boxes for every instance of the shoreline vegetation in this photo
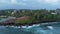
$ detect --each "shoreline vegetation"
[0,9,60,26]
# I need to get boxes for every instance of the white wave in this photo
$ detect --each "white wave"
[32,24,36,27]
[17,26,21,28]
[47,26,53,30]
[21,26,27,28]
[9,26,27,28]
[13,26,18,28]
[32,24,40,27]
[5,25,21,28]
[27,26,33,29]
[41,23,49,25]
[10,26,15,27]
[5,25,10,27]
[35,24,40,26]
[5,25,27,28]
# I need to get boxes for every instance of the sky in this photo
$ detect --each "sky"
[0,0,60,10]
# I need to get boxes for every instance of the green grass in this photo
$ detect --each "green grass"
[15,19,34,24]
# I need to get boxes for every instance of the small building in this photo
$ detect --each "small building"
[51,13,57,14]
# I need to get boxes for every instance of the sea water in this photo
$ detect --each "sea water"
[0,18,60,34]
[0,22,59,34]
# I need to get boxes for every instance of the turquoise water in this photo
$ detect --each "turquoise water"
[0,22,60,34]
[0,18,7,22]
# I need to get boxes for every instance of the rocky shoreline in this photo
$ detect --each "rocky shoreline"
[0,22,59,29]
[0,21,59,26]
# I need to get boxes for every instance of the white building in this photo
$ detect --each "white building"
[11,10,17,15]
[51,13,57,14]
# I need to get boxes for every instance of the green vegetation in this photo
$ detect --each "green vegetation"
[15,19,33,24]
[0,9,60,24]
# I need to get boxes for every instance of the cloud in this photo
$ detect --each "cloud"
[45,0,59,4]
[45,0,58,3]
[0,0,10,4]
[0,0,27,5]
[11,0,27,5]
[37,0,60,5]
[22,0,27,1]
[0,0,59,5]
[0,0,60,9]
[11,0,17,4]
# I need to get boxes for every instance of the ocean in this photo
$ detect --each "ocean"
[0,18,60,34]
